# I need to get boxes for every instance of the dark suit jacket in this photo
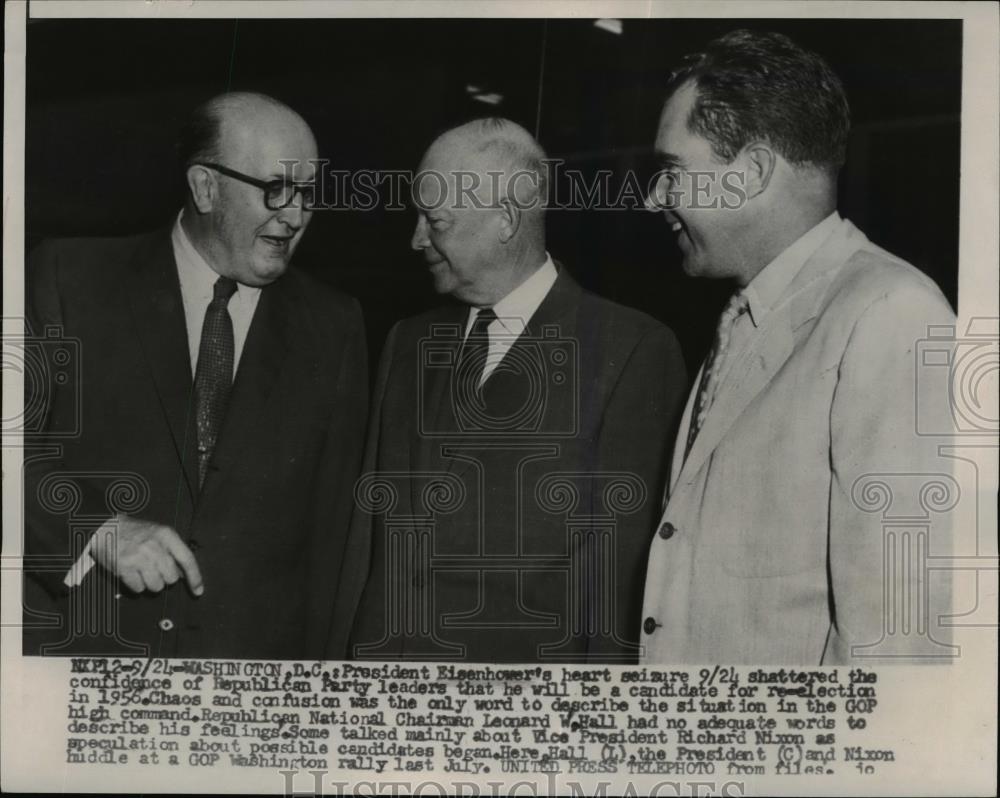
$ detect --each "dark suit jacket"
[339,268,687,663]
[22,227,368,660]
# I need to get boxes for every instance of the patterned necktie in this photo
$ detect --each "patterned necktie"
[685,291,750,459]
[456,307,498,404]
[194,276,238,488]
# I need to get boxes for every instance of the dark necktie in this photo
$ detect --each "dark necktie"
[455,307,497,406]
[194,276,238,488]
[684,291,749,460]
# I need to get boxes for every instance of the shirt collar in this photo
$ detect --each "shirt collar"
[490,253,558,334]
[743,211,841,327]
[171,210,260,304]
[469,253,558,335]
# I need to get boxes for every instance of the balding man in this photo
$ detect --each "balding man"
[339,119,687,663]
[23,92,368,659]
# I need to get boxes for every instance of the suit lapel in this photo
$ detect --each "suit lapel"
[446,270,581,482]
[200,276,292,494]
[673,218,864,489]
[126,230,199,499]
[478,269,580,433]
[678,310,794,482]
[523,264,580,330]
[408,306,464,529]
[412,305,467,477]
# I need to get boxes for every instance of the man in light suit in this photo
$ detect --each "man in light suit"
[339,119,687,662]
[640,31,956,664]
[23,92,368,659]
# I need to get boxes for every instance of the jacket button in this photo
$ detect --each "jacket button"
[158,618,175,632]
[187,538,200,551]
[643,617,659,635]
[658,522,676,540]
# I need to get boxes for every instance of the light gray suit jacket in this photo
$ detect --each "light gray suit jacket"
[640,218,956,665]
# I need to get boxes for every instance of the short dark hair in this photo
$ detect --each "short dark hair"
[176,98,222,175]
[666,29,851,172]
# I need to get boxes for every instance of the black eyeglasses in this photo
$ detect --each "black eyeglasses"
[195,162,318,210]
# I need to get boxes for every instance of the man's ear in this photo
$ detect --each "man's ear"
[186,165,216,213]
[741,142,777,199]
[497,198,521,243]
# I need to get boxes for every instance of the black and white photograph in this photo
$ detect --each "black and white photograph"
[2,1,997,795]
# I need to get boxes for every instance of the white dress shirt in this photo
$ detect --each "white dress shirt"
[64,211,263,587]
[668,211,842,495]
[173,211,261,378]
[463,253,559,386]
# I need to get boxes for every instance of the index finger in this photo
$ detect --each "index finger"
[158,527,204,596]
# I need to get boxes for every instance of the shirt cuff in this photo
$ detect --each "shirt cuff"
[62,518,114,588]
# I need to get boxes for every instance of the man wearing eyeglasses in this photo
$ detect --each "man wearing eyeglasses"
[23,92,368,659]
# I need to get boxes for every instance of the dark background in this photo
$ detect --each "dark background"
[25,18,962,373]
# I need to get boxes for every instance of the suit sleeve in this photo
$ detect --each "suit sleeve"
[23,243,109,598]
[826,280,956,664]
[324,320,399,659]
[591,323,688,661]
[303,297,370,658]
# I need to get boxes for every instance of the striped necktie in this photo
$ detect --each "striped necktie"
[685,291,750,459]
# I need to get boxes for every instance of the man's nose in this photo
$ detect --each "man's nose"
[277,198,306,230]
[411,217,429,251]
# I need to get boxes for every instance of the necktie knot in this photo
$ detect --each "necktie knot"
[469,307,497,339]
[212,276,238,304]
[716,291,749,337]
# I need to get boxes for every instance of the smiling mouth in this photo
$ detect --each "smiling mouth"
[668,217,692,251]
[667,213,686,233]
[260,234,293,250]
